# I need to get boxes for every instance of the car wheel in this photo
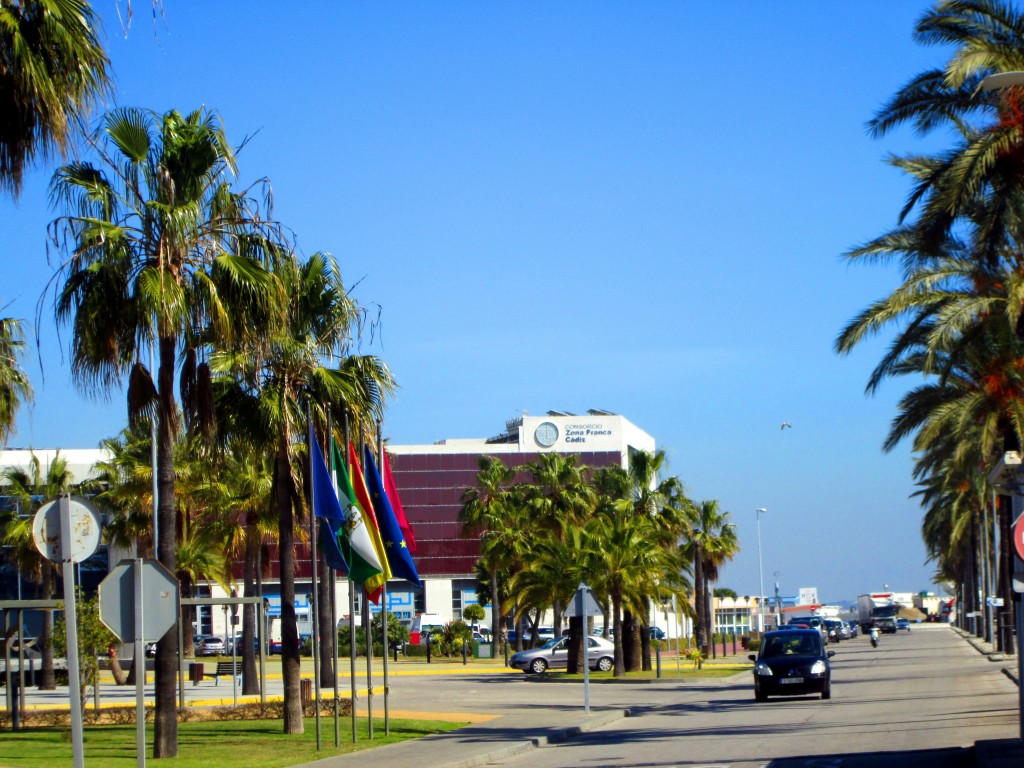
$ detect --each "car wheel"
[821,684,831,700]
[595,656,613,672]
[755,687,767,702]
[530,658,548,674]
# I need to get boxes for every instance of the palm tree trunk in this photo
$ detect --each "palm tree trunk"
[694,544,707,654]
[640,598,652,672]
[107,643,127,686]
[567,614,584,674]
[611,590,624,677]
[489,571,500,645]
[997,493,1014,653]
[153,334,178,759]
[242,517,260,695]
[39,565,55,689]
[277,436,304,734]
[622,610,640,672]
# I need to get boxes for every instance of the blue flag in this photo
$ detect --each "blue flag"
[362,444,421,586]
[311,430,349,573]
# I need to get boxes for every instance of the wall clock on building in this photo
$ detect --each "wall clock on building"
[534,422,559,447]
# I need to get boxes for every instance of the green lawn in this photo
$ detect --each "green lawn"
[0,716,464,768]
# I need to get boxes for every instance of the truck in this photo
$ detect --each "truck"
[857,593,899,632]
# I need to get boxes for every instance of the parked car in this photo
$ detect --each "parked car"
[195,636,226,657]
[823,619,844,643]
[649,627,666,640]
[510,636,615,674]
[269,639,283,655]
[896,618,911,632]
[749,628,835,701]
[786,616,829,644]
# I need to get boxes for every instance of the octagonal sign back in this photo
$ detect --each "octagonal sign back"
[99,559,179,643]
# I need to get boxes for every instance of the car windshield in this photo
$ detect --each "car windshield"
[762,634,821,659]
[540,638,563,650]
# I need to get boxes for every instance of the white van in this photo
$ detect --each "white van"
[409,613,445,644]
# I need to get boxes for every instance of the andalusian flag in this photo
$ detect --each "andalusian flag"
[330,439,388,600]
[345,440,392,605]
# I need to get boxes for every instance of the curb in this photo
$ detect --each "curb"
[437,708,631,768]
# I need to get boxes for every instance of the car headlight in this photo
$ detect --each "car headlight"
[810,660,827,675]
[754,662,773,676]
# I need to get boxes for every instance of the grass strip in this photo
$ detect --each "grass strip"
[0,715,464,768]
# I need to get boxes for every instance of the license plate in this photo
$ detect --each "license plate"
[780,677,804,684]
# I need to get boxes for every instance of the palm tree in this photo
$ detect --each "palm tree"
[682,500,738,655]
[459,455,518,649]
[47,106,280,757]
[0,312,32,442]
[519,452,596,638]
[867,0,1024,256]
[0,0,111,198]
[210,251,394,734]
[621,450,686,671]
[0,451,75,689]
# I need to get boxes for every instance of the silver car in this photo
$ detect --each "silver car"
[510,635,615,674]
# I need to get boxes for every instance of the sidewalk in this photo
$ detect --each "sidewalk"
[292,707,633,768]
[952,626,1024,768]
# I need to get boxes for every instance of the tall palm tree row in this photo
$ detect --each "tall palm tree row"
[838,0,1024,641]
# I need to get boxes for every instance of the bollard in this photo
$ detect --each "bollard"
[462,639,468,664]
[504,639,510,667]
[426,635,432,663]
[656,647,661,678]
[393,642,399,662]
[732,632,737,655]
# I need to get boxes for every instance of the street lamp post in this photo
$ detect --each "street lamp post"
[756,508,767,633]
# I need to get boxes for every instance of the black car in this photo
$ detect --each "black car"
[749,628,835,701]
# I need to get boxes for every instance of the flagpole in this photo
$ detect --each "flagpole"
[344,413,358,744]
[308,406,322,751]
[378,422,391,736]
[364,585,372,741]
[328,413,340,748]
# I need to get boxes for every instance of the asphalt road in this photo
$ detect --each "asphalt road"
[482,625,1018,768]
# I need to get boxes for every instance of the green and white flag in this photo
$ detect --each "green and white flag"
[331,439,386,595]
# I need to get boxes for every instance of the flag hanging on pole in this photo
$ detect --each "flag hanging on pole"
[346,440,392,603]
[363,444,421,586]
[331,440,389,601]
[310,428,350,573]
[382,450,417,555]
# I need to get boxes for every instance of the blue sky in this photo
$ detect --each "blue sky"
[1,2,957,603]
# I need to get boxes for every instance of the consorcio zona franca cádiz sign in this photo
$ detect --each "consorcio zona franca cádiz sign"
[1015,513,1024,563]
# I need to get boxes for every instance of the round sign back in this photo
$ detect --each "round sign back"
[32,497,102,564]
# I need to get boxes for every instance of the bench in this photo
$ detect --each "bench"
[206,661,241,686]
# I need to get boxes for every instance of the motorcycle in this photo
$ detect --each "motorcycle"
[869,626,879,648]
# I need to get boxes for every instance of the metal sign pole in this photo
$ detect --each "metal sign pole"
[59,496,85,768]
[580,588,590,713]
[134,559,146,768]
